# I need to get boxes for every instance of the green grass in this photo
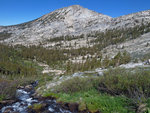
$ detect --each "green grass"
[0,95,4,101]
[146,98,150,108]
[44,89,134,113]
[41,67,150,112]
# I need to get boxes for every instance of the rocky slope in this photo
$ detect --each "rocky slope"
[0,5,150,46]
[111,9,150,29]
[102,32,150,58]
[0,5,112,45]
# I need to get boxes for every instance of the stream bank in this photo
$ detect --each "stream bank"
[0,81,72,113]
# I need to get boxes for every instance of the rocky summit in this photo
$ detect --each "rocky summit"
[0,5,111,45]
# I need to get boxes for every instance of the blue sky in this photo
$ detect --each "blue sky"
[0,0,150,26]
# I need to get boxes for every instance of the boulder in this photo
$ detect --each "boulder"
[17,86,24,89]
[25,85,33,91]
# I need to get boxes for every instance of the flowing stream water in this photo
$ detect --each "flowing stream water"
[0,82,72,113]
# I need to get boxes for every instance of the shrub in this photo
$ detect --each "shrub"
[0,79,17,99]
[32,104,43,110]
[55,77,99,93]
[28,103,44,112]
[0,77,36,100]
[97,68,150,100]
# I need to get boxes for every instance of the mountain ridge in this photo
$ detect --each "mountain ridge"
[0,5,112,27]
[1,5,150,27]
[0,5,150,46]
[0,6,150,27]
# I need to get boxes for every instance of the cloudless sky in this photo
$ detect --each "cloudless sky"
[0,0,150,26]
